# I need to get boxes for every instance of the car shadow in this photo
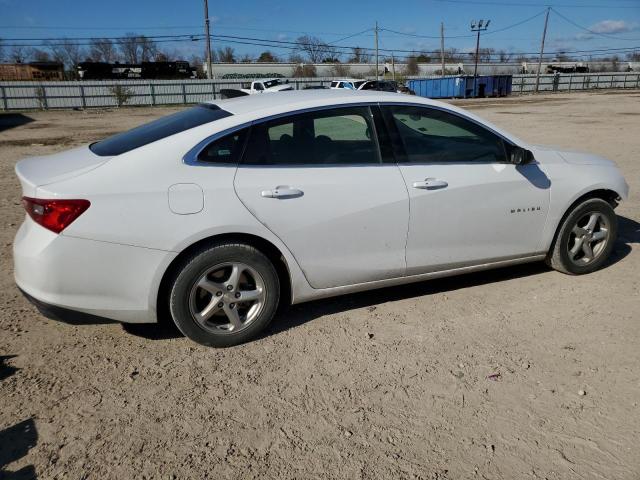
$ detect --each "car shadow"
[0,355,19,382]
[0,419,38,479]
[26,216,638,343]
[266,214,638,338]
[0,114,35,133]
[605,214,639,267]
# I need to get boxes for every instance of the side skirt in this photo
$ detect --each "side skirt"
[292,253,547,304]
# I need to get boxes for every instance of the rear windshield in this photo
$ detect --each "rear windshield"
[90,104,232,156]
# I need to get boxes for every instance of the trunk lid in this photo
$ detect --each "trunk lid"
[15,145,110,197]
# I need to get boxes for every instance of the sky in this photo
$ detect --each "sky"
[1,0,639,61]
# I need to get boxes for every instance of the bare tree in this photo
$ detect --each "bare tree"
[257,51,278,62]
[476,47,495,63]
[329,63,351,76]
[10,46,28,63]
[288,53,304,63]
[497,49,512,63]
[405,55,419,76]
[443,48,463,63]
[46,39,85,69]
[90,38,119,63]
[216,47,236,63]
[30,48,51,62]
[118,34,157,63]
[0,39,5,62]
[239,53,253,63]
[292,64,317,77]
[349,47,371,63]
[296,35,332,63]
[189,54,205,78]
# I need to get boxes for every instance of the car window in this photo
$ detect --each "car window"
[197,128,249,164]
[330,81,339,88]
[242,106,380,166]
[90,104,232,156]
[385,105,507,163]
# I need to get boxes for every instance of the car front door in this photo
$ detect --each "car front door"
[234,105,409,289]
[381,104,550,275]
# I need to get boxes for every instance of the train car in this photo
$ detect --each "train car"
[77,61,195,80]
[0,62,64,81]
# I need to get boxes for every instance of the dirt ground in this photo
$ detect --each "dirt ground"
[1,91,639,479]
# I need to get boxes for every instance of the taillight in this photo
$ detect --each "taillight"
[21,197,90,234]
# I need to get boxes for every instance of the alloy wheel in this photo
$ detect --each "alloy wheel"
[189,262,266,334]
[567,211,610,266]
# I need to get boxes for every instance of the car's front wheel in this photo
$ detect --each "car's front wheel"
[547,197,618,275]
[169,242,280,347]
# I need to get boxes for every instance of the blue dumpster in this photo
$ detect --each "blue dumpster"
[407,75,512,99]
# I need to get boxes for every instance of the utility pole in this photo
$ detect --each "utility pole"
[375,21,379,81]
[204,0,213,79]
[440,22,445,77]
[534,7,551,93]
[470,19,490,97]
[391,53,396,81]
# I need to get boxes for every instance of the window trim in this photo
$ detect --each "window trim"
[379,102,515,165]
[184,102,386,167]
[183,101,521,168]
[240,105,383,167]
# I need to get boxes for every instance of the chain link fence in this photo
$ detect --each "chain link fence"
[1,73,639,111]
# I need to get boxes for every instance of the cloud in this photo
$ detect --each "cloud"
[588,19,633,34]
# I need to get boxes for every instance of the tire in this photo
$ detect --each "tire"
[547,198,617,275]
[169,242,280,347]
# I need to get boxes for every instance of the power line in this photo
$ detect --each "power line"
[3,31,638,61]
[382,9,547,39]
[551,8,640,41]
[432,0,640,8]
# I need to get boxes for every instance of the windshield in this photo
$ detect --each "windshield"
[90,104,232,156]
[263,79,282,88]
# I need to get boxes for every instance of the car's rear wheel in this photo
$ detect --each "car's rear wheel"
[547,198,617,275]
[169,242,280,347]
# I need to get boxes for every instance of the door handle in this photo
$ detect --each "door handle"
[412,178,448,190]
[261,186,304,199]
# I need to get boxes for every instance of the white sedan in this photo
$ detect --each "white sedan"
[14,91,629,347]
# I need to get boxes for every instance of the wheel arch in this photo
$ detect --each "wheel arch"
[155,232,293,325]
[547,188,621,255]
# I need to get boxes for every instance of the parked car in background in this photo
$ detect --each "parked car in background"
[14,90,629,347]
[329,79,367,90]
[239,78,294,94]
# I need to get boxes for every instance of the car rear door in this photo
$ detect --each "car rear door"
[234,105,409,289]
[381,104,550,274]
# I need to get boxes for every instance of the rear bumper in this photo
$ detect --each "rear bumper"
[13,219,176,324]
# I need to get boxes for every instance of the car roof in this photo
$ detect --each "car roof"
[211,90,431,116]
[206,90,524,146]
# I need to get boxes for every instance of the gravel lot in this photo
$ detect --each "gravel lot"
[1,91,639,479]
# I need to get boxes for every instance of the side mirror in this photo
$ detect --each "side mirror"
[510,147,534,165]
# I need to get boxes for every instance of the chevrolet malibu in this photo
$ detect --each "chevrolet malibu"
[14,91,629,347]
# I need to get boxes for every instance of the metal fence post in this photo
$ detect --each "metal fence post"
[181,83,187,104]
[0,85,7,111]
[611,75,614,89]
[211,81,216,100]
[568,74,573,92]
[79,84,86,109]
[150,83,156,105]
[42,85,49,110]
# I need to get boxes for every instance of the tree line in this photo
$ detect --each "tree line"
[1,33,638,76]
